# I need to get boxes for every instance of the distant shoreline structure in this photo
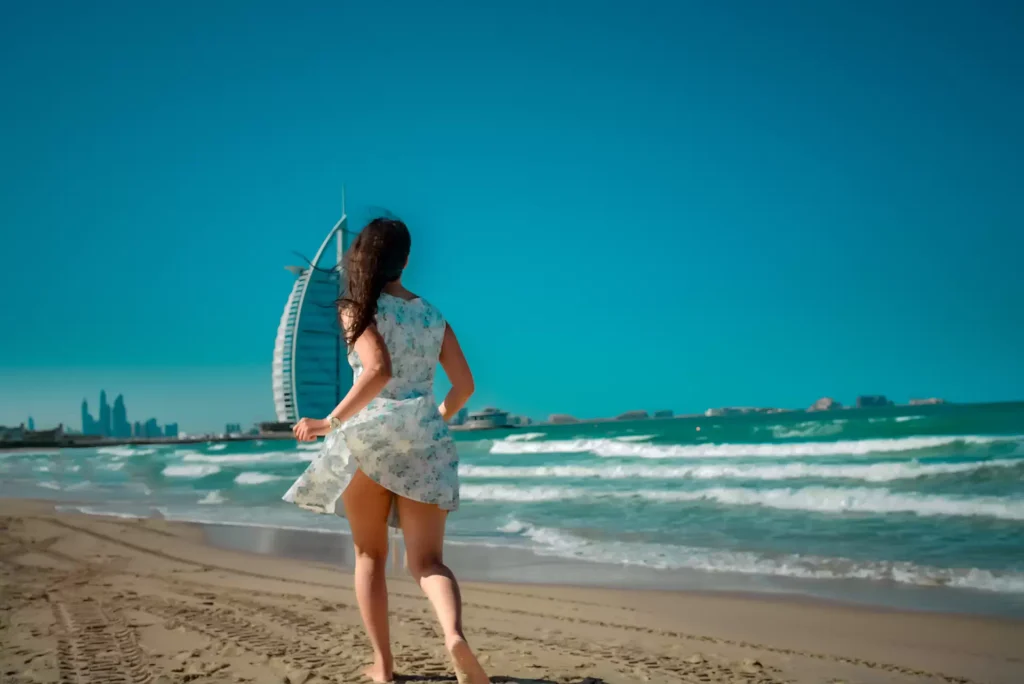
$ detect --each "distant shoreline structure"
[0,431,294,451]
[273,194,355,424]
[7,399,1020,450]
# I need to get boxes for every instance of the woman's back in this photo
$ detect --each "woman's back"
[351,293,446,401]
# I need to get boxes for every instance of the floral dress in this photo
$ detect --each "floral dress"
[282,293,459,528]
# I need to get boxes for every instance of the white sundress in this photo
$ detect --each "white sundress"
[282,293,459,528]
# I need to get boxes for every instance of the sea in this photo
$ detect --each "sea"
[3,402,1023,617]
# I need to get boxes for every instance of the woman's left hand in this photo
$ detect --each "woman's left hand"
[293,417,330,442]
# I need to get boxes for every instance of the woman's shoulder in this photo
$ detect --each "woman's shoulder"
[379,292,445,327]
[415,296,446,327]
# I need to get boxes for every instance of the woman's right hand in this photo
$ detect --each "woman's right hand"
[293,417,329,442]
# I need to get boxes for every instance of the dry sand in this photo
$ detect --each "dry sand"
[0,499,1021,684]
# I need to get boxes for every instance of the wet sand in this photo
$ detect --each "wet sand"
[1,499,1021,684]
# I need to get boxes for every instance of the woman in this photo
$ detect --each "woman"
[282,218,488,684]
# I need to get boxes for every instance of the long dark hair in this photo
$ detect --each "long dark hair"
[337,217,411,345]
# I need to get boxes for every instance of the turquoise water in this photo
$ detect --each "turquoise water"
[3,402,1023,611]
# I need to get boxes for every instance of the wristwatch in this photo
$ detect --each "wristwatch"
[328,416,343,430]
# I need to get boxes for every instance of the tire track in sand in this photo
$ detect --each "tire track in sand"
[131,592,456,683]
[51,595,153,684]
[36,516,981,684]
[152,581,782,684]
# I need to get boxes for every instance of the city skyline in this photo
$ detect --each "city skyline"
[79,390,178,439]
[2,2,1022,433]
[6,384,999,436]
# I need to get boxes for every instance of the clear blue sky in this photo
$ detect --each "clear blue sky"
[2,1,1022,433]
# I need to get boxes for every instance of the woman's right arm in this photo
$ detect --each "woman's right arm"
[293,310,392,441]
[438,323,474,422]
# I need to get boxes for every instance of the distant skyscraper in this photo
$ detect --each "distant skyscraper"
[133,420,143,437]
[112,394,131,438]
[164,423,179,438]
[81,400,97,435]
[99,390,112,437]
[272,195,355,422]
[225,423,242,434]
[27,416,35,431]
[143,418,160,439]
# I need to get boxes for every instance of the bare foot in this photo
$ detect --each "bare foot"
[363,661,393,683]
[447,636,490,684]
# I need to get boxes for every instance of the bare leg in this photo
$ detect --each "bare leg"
[396,497,490,684]
[342,470,394,682]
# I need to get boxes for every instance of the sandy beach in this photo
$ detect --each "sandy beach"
[1,499,1020,684]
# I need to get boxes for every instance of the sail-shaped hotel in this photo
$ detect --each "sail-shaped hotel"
[272,199,356,422]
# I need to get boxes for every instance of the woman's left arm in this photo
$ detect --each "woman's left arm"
[293,316,392,441]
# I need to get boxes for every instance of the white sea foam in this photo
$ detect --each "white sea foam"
[499,518,1024,593]
[502,432,547,442]
[489,435,1016,459]
[498,519,529,533]
[97,446,156,458]
[461,484,1024,520]
[182,451,310,464]
[234,472,286,485]
[0,450,58,459]
[460,458,1021,482]
[37,481,62,490]
[462,485,573,502]
[198,490,226,504]
[770,421,844,440]
[208,443,228,451]
[161,464,221,478]
[56,506,144,520]
[614,434,657,442]
[295,442,321,451]
[649,487,1024,520]
[896,416,925,423]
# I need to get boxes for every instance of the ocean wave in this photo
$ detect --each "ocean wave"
[460,458,1022,482]
[208,443,228,451]
[502,432,547,442]
[56,506,144,520]
[161,464,221,478]
[198,491,226,504]
[37,481,62,490]
[97,446,156,458]
[181,450,311,464]
[499,518,1024,593]
[0,450,58,459]
[489,435,1017,459]
[234,472,287,485]
[613,434,657,442]
[461,484,1024,520]
[769,421,844,440]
